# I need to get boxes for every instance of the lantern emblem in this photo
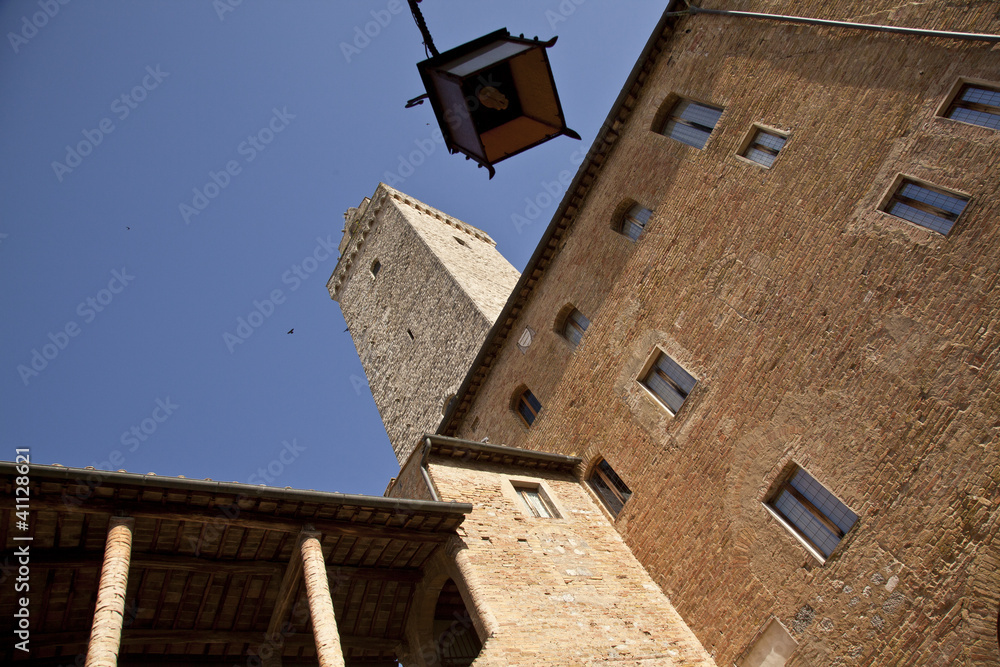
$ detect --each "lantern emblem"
[415,29,581,178]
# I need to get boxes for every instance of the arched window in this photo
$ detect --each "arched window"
[587,458,632,518]
[562,307,590,347]
[514,388,542,427]
[618,204,652,241]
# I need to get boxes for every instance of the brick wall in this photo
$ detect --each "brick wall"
[448,3,1000,664]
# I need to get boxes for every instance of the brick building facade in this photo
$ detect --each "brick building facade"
[336,1,1000,665]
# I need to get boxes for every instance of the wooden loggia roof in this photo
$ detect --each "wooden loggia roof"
[0,463,470,667]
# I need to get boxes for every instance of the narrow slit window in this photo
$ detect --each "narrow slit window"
[516,389,542,427]
[659,98,724,149]
[515,485,558,518]
[883,179,969,235]
[767,466,858,559]
[641,351,697,414]
[563,308,590,347]
[742,128,787,168]
[944,82,1000,131]
[587,459,632,518]
[620,204,652,242]
[370,259,381,278]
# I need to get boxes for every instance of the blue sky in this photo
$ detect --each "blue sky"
[0,1,664,496]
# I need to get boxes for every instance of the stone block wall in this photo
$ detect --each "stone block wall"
[330,185,519,464]
[426,456,717,666]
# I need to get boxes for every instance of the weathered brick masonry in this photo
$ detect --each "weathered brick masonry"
[434,1,1000,664]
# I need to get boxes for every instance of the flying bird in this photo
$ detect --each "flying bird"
[287,329,294,334]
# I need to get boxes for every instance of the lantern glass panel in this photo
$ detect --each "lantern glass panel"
[446,41,532,77]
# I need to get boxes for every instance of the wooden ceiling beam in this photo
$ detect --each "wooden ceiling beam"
[7,496,452,543]
[265,530,306,642]
[7,547,424,582]
[27,629,401,651]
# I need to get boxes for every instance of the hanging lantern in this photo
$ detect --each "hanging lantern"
[412,28,580,178]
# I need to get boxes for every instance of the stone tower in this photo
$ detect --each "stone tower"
[327,183,520,464]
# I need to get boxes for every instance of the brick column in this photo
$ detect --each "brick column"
[449,538,499,640]
[85,516,135,667]
[300,533,346,667]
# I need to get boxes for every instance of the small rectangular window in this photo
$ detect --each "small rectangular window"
[660,99,724,149]
[640,351,697,414]
[944,82,1000,131]
[587,459,632,518]
[514,485,558,518]
[741,127,787,168]
[883,178,969,235]
[767,466,857,560]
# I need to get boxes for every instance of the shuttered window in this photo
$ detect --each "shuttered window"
[563,308,590,347]
[641,351,697,414]
[884,179,969,235]
[944,82,1000,131]
[768,466,858,559]
[660,99,724,149]
[515,485,558,518]
[742,128,787,168]
[619,204,651,241]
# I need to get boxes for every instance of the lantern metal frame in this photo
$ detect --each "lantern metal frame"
[415,28,580,178]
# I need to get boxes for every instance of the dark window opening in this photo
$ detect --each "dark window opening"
[516,389,542,427]
[370,259,381,278]
[588,458,632,518]
[432,579,482,667]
